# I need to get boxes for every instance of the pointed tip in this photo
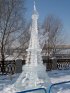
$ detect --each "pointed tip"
[34,0,36,11]
[34,0,35,4]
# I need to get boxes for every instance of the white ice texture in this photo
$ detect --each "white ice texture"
[2,2,51,93]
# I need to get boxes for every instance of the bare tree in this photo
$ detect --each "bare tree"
[0,0,26,74]
[42,15,63,70]
[15,22,31,60]
[42,15,63,57]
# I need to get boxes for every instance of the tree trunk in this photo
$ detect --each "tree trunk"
[1,46,5,74]
[46,56,51,71]
[1,59,5,74]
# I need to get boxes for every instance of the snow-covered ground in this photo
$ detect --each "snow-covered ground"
[48,70,70,93]
[0,70,70,93]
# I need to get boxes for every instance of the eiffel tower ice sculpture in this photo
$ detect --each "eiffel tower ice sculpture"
[13,1,51,92]
[2,2,51,93]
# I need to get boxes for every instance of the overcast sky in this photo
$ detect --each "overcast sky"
[26,0,70,44]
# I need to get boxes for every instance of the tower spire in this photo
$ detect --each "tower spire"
[34,1,36,11]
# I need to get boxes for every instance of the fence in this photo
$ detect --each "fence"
[57,59,70,70]
[16,81,70,93]
[0,60,16,74]
[0,60,25,74]
[44,58,70,70]
[17,88,47,93]
[0,58,70,74]
[47,80,70,93]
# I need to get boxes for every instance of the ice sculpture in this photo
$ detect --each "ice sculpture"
[13,1,51,92]
[3,1,51,93]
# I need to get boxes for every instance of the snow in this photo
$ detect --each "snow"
[48,70,70,93]
[48,70,70,83]
[0,70,70,93]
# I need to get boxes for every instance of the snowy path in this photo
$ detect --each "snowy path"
[48,70,70,93]
[0,70,70,93]
[48,70,70,83]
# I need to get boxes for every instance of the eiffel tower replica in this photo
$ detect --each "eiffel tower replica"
[13,1,51,92]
